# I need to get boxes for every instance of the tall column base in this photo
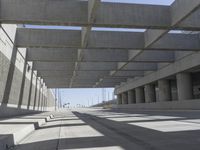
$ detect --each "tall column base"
[145,84,156,103]
[135,87,145,103]
[176,73,193,100]
[128,90,136,104]
[122,92,128,104]
[158,80,171,102]
[117,94,122,105]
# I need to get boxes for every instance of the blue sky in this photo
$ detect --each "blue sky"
[27,0,175,107]
[55,88,115,107]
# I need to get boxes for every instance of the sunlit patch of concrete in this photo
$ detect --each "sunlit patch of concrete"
[107,116,155,122]
[60,125,104,138]
[106,114,184,122]
[90,113,127,117]
[129,120,200,132]
[98,114,146,119]
[63,119,85,124]
[181,119,200,124]
[62,146,125,150]
[143,115,184,120]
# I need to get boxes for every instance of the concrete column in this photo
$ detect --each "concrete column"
[27,69,34,110]
[2,47,18,105]
[176,73,193,100]
[117,94,122,105]
[158,80,171,102]
[128,89,136,104]
[37,79,42,111]
[135,87,145,103]
[145,84,156,103]
[33,76,38,110]
[122,92,128,104]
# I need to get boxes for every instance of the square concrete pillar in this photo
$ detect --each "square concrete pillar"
[176,73,193,100]
[144,84,156,103]
[122,92,128,104]
[158,80,171,102]
[128,89,136,104]
[135,87,145,103]
[117,94,122,105]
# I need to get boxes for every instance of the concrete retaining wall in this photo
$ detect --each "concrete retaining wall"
[113,99,200,110]
[0,24,55,117]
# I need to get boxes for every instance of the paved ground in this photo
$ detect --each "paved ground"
[14,108,200,150]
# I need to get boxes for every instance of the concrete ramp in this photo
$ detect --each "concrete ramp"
[0,113,54,150]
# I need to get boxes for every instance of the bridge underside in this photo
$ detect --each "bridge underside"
[1,0,200,113]
[1,1,200,149]
[0,0,199,89]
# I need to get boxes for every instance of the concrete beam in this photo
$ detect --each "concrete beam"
[47,84,69,88]
[145,0,200,47]
[110,0,200,87]
[27,48,77,62]
[149,33,200,51]
[33,62,75,71]
[88,31,144,49]
[16,28,81,48]
[74,71,109,79]
[81,27,91,48]
[179,9,200,29]
[37,71,73,78]
[96,77,128,87]
[44,78,70,86]
[44,77,71,82]
[81,0,100,47]
[17,28,200,50]
[115,51,200,94]
[171,0,200,26]
[110,71,144,77]
[2,0,200,30]
[81,50,174,62]
[88,0,100,22]
[75,70,108,77]
[120,62,157,71]
[80,49,128,62]
[96,83,119,88]
[28,49,174,64]
[79,62,117,71]
[74,0,100,88]
[133,51,175,63]
[101,78,127,83]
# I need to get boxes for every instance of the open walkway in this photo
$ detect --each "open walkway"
[4,108,199,150]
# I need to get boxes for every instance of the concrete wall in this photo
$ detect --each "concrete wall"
[113,99,200,110]
[115,46,200,110]
[0,24,55,117]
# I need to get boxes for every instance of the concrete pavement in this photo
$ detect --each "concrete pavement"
[12,108,200,150]
[0,112,53,150]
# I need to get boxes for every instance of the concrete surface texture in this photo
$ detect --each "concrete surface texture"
[0,112,53,150]
[8,108,200,150]
[0,0,200,89]
[0,23,55,117]
[1,1,200,149]
[1,0,200,114]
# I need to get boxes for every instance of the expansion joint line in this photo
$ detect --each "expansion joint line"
[56,119,63,150]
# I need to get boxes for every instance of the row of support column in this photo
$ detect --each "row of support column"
[117,72,193,105]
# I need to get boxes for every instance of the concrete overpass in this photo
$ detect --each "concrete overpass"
[1,0,200,149]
